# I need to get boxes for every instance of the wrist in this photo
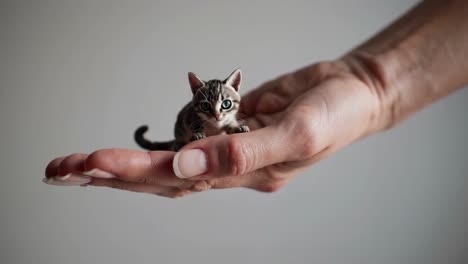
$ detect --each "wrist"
[341,50,413,133]
[341,0,468,134]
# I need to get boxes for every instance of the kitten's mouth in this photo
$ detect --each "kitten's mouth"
[209,118,224,127]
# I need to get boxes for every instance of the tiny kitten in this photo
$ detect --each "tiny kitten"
[135,69,250,151]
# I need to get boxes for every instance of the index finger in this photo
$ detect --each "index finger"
[83,149,192,188]
[46,148,193,188]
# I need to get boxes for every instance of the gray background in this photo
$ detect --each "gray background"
[1,1,467,263]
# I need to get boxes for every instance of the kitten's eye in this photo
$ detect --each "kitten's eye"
[200,102,211,112]
[221,99,232,110]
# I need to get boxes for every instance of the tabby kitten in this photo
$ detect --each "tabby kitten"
[134,69,250,151]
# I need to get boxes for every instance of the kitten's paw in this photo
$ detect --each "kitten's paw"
[235,125,250,133]
[191,132,206,141]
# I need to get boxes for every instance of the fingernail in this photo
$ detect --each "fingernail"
[82,168,116,179]
[173,149,207,178]
[43,173,92,186]
[42,177,54,184]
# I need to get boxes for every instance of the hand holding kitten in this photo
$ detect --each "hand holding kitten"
[44,61,385,196]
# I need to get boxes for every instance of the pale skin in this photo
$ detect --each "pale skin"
[44,0,468,198]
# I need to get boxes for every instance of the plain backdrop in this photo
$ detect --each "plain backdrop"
[1,1,467,264]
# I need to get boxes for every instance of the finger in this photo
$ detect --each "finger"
[173,123,304,180]
[240,72,300,116]
[239,79,279,116]
[83,148,194,189]
[238,90,261,117]
[56,153,87,176]
[188,175,249,192]
[239,104,288,134]
[44,154,100,186]
[254,92,291,114]
[45,156,66,178]
[241,63,334,117]
[191,170,289,193]
[90,178,192,199]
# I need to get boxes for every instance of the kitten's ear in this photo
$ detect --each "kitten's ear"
[188,72,205,94]
[223,69,242,91]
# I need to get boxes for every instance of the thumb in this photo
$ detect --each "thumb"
[172,124,298,179]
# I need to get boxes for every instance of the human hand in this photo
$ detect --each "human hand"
[169,59,386,192]
[44,59,387,197]
[45,0,468,197]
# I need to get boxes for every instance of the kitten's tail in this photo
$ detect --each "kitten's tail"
[134,125,175,151]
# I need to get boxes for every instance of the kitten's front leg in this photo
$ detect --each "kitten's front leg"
[191,131,206,141]
[226,125,250,134]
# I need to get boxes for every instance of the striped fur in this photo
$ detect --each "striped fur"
[135,69,249,151]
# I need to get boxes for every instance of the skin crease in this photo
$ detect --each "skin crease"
[44,0,468,198]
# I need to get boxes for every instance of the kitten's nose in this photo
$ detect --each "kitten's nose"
[214,113,221,120]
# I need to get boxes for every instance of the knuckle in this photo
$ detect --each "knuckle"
[299,135,317,159]
[263,168,286,182]
[293,62,332,84]
[282,118,318,159]
[277,73,297,90]
[295,120,319,158]
[57,153,86,174]
[86,148,122,166]
[61,153,82,165]
[313,61,334,76]
[227,137,253,176]
[67,153,86,160]
[190,181,211,192]
[86,149,112,169]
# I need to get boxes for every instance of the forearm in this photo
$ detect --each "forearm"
[343,0,468,132]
